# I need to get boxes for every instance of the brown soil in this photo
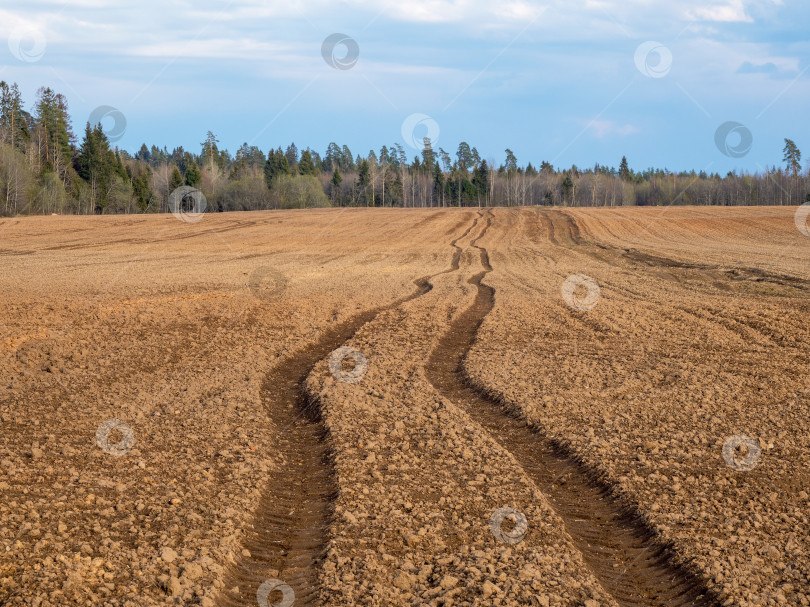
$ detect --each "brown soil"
[427,211,719,606]
[1,206,808,607]
[215,214,483,607]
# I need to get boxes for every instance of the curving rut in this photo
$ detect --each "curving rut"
[215,212,480,607]
[425,210,722,607]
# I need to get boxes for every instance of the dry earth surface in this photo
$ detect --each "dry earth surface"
[0,206,808,607]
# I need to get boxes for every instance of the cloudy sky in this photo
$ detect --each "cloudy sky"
[0,0,807,173]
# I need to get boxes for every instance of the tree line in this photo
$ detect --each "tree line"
[1,81,807,217]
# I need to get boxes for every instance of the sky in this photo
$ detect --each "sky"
[0,0,807,174]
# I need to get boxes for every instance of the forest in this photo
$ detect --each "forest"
[1,81,807,216]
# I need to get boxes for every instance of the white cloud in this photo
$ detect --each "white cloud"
[130,39,294,61]
[588,120,639,138]
[687,0,753,23]
[588,120,639,139]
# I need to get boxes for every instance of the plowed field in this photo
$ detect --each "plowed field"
[1,206,808,607]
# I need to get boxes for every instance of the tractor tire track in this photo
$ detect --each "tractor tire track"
[547,208,810,293]
[214,212,479,607]
[425,210,722,607]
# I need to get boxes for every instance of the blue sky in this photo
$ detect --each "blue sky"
[0,0,807,174]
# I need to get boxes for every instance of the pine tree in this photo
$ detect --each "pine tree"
[324,142,341,173]
[456,142,472,172]
[438,148,452,173]
[34,87,74,181]
[421,138,436,171]
[504,149,518,173]
[0,81,30,152]
[341,145,355,171]
[783,139,802,178]
[471,147,481,168]
[202,131,219,172]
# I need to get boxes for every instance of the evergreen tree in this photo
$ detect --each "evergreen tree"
[379,145,391,166]
[170,146,188,173]
[456,142,473,172]
[392,171,403,205]
[74,123,119,213]
[185,162,201,187]
[330,167,342,204]
[34,87,74,180]
[233,142,265,168]
[358,160,370,186]
[472,160,489,204]
[150,145,167,165]
[298,149,316,175]
[202,131,220,172]
[433,161,445,205]
[0,81,30,152]
[131,166,154,212]
[323,142,341,173]
[561,173,574,204]
[285,143,299,174]
[783,139,802,178]
[619,156,632,181]
[438,148,453,173]
[341,145,355,171]
[264,148,290,188]
[471,147,481,168]
[504,149,518,173]
[114,152,127,182]
[169,166,184,192]
[421,138,436,172]
[135,143,151,163]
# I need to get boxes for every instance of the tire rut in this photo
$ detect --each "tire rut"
[547,208,810,294]
[425,210,722,607]
[214,212,480,607]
